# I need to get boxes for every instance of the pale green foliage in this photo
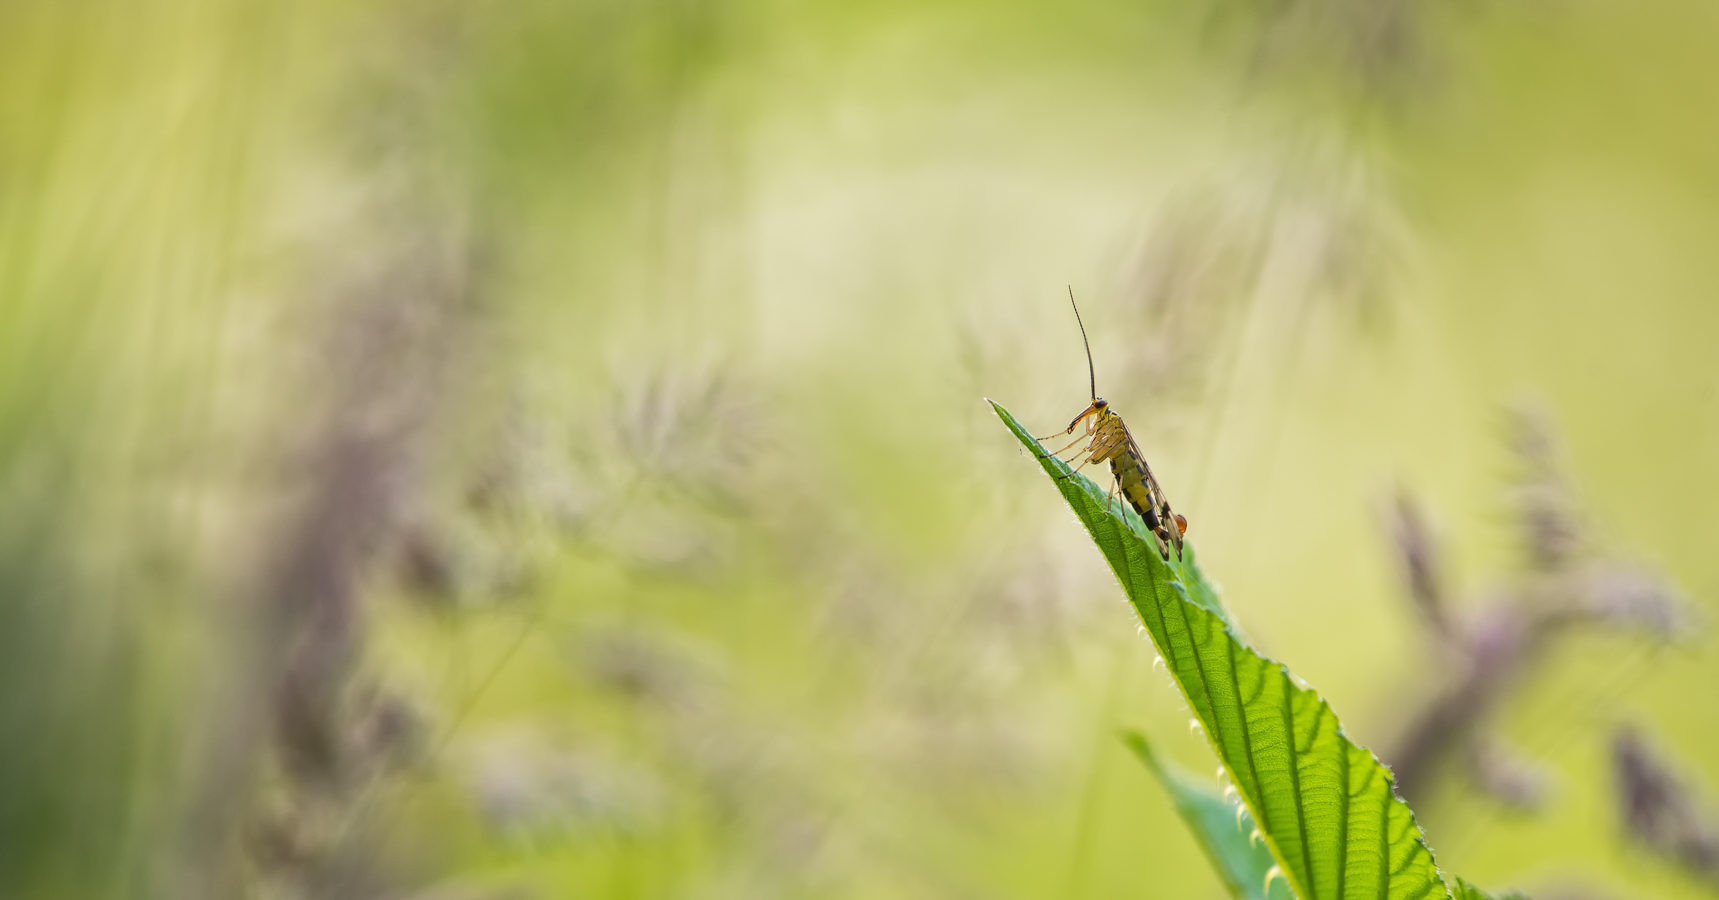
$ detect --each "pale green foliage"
[1123,730,1289,900]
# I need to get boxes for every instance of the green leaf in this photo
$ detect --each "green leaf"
[991,399,1455,900]
[1123,730,1290,900]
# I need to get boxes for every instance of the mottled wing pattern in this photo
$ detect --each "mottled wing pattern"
[1126,431,1183,559]
[1082,415,1129,466]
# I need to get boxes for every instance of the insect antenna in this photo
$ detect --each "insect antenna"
[1067,285,1097,401]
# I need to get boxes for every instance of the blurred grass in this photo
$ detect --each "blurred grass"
[2,1,1719,899]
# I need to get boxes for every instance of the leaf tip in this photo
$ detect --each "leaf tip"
[1119,729,1166,779]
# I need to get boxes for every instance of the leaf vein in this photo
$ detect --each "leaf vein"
[1282,677,1316,900]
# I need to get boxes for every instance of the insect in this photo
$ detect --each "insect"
[1037,288,1187,560]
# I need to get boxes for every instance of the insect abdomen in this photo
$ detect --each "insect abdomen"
[1110,454,1161,531]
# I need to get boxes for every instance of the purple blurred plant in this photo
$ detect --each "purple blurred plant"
[1383,403,1688,811]
[1613,725,1719,887]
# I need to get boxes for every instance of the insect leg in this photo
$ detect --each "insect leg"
[1030,434,1093,474]
[1155,501,1184,561]
[1026,437,1075,467]
[1106,478,1127,517]
[1047,433,1091,458]
[1155,515,1182,559]
[1058,448,1094,467]
[1049,455,1099,483]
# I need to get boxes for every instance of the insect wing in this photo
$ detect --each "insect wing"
[1085,414,1130,464]
[1127,432,1185,559]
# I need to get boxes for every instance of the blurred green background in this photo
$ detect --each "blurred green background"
[3,0,1718,898]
